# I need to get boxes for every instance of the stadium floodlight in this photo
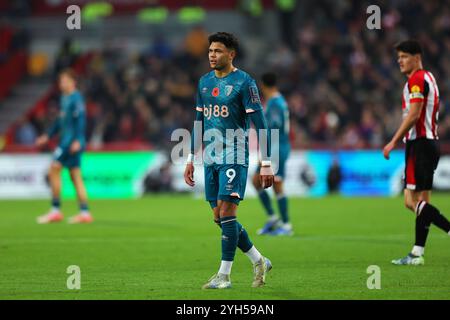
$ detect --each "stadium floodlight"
[276,0,297,11]
[177,6,206,24]
[137,7,169,24]
[239,0,263,17]
[82,2,113,23]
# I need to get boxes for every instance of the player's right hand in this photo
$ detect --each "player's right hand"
[35,135,49,148]
[184,162,195,187]
[260,165,274,189]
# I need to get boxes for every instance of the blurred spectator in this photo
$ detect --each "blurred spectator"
[184,26,209,60]
[14,117,37,145]
[0,20,13,63]
[0,19,29,64]
[144,161,173,193]
[6,0,32,17]
[144,35,172,60]
[54,38,80,76]
[276,0,297,50]
[327,158,342,194]
[16,1,450,151]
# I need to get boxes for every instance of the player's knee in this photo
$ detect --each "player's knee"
[218,206,228,217]
[219,202,236,218]
[273,182,283,194]
[69,168,81,180]
[69,170,77,180]
[49,163,61,175]
[411,200,421,214]
[212,207,220,222]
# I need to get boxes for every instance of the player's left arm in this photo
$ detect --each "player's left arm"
[36,113,61,148]
[70,97,86,154]
[250,110,274,188]
[388,101,423,145]
[243,77,274,188]
[185,82,204,187]
[249,110,271,157]
[383,76,425,159]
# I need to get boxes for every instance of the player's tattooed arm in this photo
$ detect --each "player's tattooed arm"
[383,101,423,159]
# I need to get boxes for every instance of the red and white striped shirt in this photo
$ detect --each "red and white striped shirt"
[402,69,439,141]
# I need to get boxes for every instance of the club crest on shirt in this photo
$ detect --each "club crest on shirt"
[225,85,233,96]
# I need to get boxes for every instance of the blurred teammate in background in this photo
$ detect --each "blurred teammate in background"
[253,72,292,236]
[184,32,274,289]
[383,40,450,265]
[36,69,92,224]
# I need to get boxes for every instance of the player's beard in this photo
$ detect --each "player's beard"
[213,63,225,71]
[214,62,233,72]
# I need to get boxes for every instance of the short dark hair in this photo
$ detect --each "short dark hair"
[395,40,423,55]
[261,72,277,87]
[208,32,239,52]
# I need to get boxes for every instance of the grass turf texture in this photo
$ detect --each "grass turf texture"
[0,195,449,300]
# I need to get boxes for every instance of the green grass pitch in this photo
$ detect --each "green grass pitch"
[0,195,449,300]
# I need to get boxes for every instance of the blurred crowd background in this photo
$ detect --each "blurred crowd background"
[2,0,450,152]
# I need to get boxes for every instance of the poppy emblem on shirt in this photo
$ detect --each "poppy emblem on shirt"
[212,87,219,97]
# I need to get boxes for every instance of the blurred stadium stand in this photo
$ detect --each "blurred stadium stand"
[0,0,450,153]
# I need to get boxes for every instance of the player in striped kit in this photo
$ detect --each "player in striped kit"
[383,40,450,265]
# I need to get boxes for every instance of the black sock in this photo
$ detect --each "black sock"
[415,209,431,247]
[417,201,450,234]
